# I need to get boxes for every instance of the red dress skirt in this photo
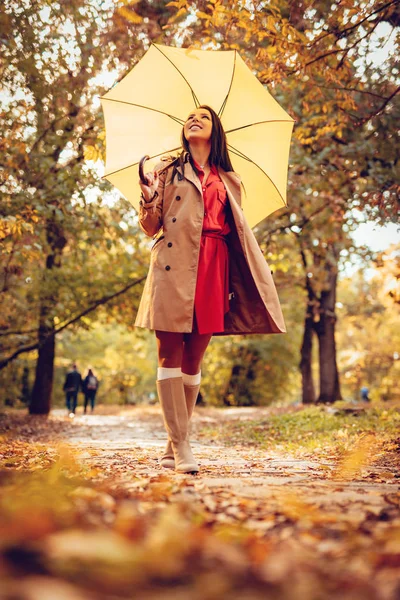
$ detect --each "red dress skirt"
[193,160,231,334]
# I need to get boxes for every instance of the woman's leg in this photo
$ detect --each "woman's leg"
[155,330,184,368]
[155,331,184,467]
[182,332,213,375]
[154,330,198,473]
[181,331,213,443]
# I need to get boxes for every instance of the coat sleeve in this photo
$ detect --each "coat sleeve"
[138,161,168,237]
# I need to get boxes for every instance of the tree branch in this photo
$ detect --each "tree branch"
[307,1,397,48]
[356,84,400,126]
[0,328,38,338]
[0,275,146,370]
[262,200,332,240]
[315,84,390,99]
[305,15,383,69]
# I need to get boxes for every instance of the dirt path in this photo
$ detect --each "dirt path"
[51,405,399,525]
[2,405,400,600]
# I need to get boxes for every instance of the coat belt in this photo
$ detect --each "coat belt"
[201,232,228,242]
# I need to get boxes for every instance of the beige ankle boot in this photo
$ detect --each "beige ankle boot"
[157,377,199,474]
[160,383,200,469]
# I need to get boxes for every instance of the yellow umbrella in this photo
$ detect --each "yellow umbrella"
[100,44,294,228]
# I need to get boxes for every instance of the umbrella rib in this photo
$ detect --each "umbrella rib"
[225,119,295,134]
[227,144,287,207]
[218,50,237,118]
[103,147,182,179]
[101,97,185,126]
[153,44,200,109]
[227,146,252,162]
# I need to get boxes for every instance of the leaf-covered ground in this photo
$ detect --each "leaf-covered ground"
[0,402,399,600]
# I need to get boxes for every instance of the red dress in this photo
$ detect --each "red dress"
[193,160,231,334]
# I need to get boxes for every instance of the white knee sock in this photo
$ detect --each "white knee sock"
[157,367,182,381]
[182,371,201,386]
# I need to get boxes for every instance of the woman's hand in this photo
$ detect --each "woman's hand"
[139,170,159,202]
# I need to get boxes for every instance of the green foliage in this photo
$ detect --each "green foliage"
[336,245,400,402]
[54,324,157,407]
[200,402,400,454]
[203,333,301,407]
[0,0,176,407]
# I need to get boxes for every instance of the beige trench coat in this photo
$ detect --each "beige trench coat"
[134,155,286,335]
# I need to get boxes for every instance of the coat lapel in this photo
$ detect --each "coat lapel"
[219,170,245,246]
[219,171,242,211]
[182,161,203,196]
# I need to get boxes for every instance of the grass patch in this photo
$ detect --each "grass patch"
[199,403,400,457]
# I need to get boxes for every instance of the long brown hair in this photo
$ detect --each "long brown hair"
[175,105,232,174]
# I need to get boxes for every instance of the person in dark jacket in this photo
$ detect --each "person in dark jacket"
[63,364,82,415]
[83,369,99,413]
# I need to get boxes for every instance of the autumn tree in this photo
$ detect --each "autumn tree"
[0,0,174,413]
[164,0,399,403]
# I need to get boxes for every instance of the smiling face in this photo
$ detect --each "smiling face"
[183,108,213,144]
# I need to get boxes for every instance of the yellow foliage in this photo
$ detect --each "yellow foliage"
[117,6,143,24]
[84,145,100,163]
[197,11,211,20]
[333,434,381,480]
[0,217,34,240]
[176,7,188,18]
[277,490,337,525]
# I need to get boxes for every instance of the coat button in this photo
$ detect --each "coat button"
[172,217,176,222]
[168,242,172,247]
[165,265,171,271]
[204,211,207,216]
[175,195,181,201]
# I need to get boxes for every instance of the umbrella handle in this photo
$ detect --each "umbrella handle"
[139,155,150,184]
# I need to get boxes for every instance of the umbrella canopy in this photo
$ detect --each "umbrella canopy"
[100,44,294,228]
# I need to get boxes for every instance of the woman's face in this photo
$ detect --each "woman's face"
[183,108,213,144]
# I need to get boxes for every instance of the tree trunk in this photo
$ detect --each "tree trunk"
[223,353,246,406]
[315,270,342,403]
[300,312,316,403]
[21,366,30,404]
[29,219,67,415]
[333,356,342,401]
[29,312,56,414]
[223,345,258,406]
[316,312,336,403]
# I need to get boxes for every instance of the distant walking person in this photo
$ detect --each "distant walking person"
[63,364,82,416]
[83,369,99,413]
[360,386,370,402]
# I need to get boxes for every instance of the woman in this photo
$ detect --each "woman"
[83,368,98,413]
[137,105,286,474]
